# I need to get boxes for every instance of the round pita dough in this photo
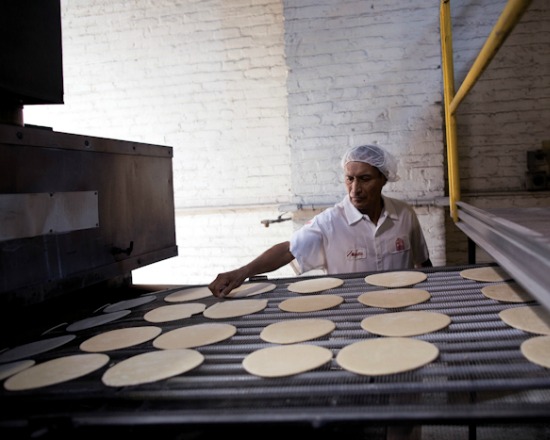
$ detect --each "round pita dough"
[103,295,156,313]
[361,311,451,337]
[101,349,204,387]
[358,288,431,309]
[499,306,550,335]
[143,303,206,323]
[79,326,162,352]
[460,266,511,283]
[153,323,236,349]
[336,337,439,376]
[226,282,277,298]
[521,336,550,369]
[242,344,333,377]
[4,353,109,391]
[0,360,35,381]
[0,335,76,364]
[278,294,344,313]
[364,271,427,288]
[260,318,336,344]
[164,286,212,303]
[481,282,533,303]
[203,298,268,319]
[66,310,131,332]
[287,277,344,294]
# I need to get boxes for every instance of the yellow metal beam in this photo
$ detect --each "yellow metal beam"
[440,0,460,222]
[450,0,532,114]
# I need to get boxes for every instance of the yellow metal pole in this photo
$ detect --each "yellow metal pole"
[450,0,532,114]
[440,0,460,222]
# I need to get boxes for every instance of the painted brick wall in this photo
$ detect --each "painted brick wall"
[23,0,549,285]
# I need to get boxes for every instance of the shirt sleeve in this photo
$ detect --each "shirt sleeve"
[410,210,430,265]
[289,219,327,274]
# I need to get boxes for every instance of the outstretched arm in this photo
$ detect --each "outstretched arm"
[208,241,295,298]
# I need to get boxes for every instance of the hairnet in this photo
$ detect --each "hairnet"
[340,144,399,182]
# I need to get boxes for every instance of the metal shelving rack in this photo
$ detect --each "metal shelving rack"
[439,0,550,312]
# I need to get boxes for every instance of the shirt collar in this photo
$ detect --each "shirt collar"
[343,194,397,225]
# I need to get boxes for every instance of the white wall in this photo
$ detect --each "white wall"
[23,0,550,286]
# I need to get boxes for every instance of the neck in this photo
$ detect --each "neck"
[361,197,384,224]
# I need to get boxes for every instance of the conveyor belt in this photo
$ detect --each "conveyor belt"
[1,265,550,437]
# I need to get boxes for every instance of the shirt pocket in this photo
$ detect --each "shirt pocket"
[385,235,411,254]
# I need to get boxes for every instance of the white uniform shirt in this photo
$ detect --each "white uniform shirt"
[289,195,430,275]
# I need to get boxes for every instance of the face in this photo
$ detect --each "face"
[344,161,387,213]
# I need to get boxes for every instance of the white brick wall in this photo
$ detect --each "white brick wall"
[23,0,549,285]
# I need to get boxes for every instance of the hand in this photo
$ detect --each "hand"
[208,267,249,298]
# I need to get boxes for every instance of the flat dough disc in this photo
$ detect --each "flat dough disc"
[0,335,76,364]
[361,311,451,336]
[521,336,550,368]
[226,282,276,298]
[358,288,431,309]
[103,295,156,313]
[499,306,550,335]
[260,318,336,344]
[460,266,511,283]
[153,323,236,349]
[336,337,439,376]
[278,294,344,313]
[203,299,268,319]
[143,303,206,323]
[79,326,162,352]
[481,282,534,303]
[4,353,109,391]
[242,344,333,377]
[364,271,427,288]
[66,310,131,332]
[0,360,36,381]
[287,277,344,294]
[164,286,212,303]
[101,349,204,387]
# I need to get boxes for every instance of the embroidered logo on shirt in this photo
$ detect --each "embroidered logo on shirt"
[346,248,366,260]
[395,237,405,252]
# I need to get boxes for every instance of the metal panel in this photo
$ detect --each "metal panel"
[0,191,99,241]
[0,123,177,306]
[456,202,550,313]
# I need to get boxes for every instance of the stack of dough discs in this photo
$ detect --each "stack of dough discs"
[153,323,236,349]
[260,318,335,344]
[101,349,204,387]
[459,266,511,283]
[79,326,162,352]
[364,271,427,288]
[0,360,35,381]
[336,337,439,376]
[143,303,206,323]
[203,298,268,319]
[520,336,550,369]
[499,306,550,335]
[226,282,276,298]
[287,277,344,294]
[278,294,343,313]
[103,295,156,313]
[164,286,212,303]
[360,311,451,337]
[358,288,431,309]
[242,344,333,377]
[481,282,533,303]
[66,310,131,332]
[4,353,109,391]
[0,335,76,364]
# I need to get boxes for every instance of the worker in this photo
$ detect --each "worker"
[208,143,432,298]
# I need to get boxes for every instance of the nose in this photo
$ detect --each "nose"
[350,180,361,195]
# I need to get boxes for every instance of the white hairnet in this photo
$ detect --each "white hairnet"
[340,144,399,182]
